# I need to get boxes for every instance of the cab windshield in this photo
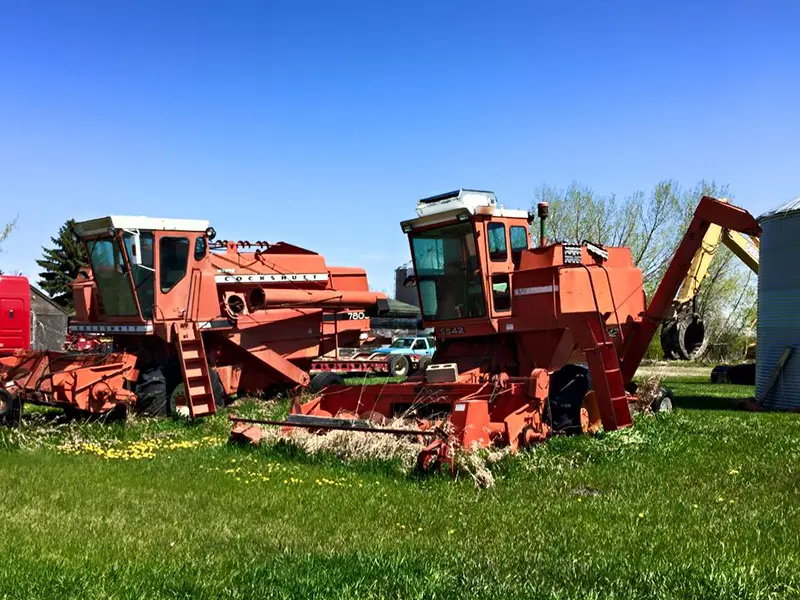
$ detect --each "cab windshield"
[409,222,485,321]
[85,237,139,317]
[85,232,156,319]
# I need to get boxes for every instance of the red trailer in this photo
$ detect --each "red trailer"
[0,276,30,357]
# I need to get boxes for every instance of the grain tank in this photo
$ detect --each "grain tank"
[756,196,800,409]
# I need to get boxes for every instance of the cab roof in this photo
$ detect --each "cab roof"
[74,216,210,237]
[401,189,530,231]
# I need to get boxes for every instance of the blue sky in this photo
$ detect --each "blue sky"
[1,0,798,295]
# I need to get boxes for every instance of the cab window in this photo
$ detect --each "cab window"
[194,236,207,261]
[160,237,190,293]
[488,223,507,261]
[510,226,528,252]
[491,274,511,312]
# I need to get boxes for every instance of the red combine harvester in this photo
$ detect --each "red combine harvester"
[244,190,760,469]
[0,215,387,423]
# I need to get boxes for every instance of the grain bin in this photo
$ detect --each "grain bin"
[756,196,800,409]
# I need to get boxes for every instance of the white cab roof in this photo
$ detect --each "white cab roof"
[74,215,210,237]
[414,189,529,219]
[402,189,529,229]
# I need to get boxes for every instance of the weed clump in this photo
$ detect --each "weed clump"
[259,419,425,472]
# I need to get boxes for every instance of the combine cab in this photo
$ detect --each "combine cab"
[253,189,760,469]
[0,216,386,423]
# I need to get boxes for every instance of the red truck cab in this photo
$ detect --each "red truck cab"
[0,275,30,356]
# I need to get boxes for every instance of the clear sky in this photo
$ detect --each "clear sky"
[1,0,798,295]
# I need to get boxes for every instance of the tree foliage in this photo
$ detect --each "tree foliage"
[533,180,756,360]
[0,217,18,275]
[36,219,88,310]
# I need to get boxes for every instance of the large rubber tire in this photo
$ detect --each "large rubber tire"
[416,356,432,374]
[651,387,674,413]
[309,372,345,393]
[135,367,170,417]
[661,313,708,361]
[548,364,590,433]
[388,355,410,377]
[0,389,22,426]
[168,367,227,415]
[719,363,755,386]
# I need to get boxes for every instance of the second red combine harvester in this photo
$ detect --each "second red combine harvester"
[269,189,760,469]
[0,216,387,422]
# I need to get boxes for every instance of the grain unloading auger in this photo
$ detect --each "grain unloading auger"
[251,190,760,470]
[660,197,760,361]
[0,215,387,423]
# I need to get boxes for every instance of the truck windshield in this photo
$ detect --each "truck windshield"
[85,237,139,317]
[409,222,486,321]
[390,338,414,348]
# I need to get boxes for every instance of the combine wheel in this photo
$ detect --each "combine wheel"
[415,449,442,474]
[416,356,432,374]
[310,372,345,393]
[388,355,410,377]
[651,387,674,414]
[135,367,170,417]
[0,389,23,426]
[169,367,226,416]
[518,425,539,450]
[548,364,590,433]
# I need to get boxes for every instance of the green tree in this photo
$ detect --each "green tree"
[36,219,88,310]
[0,217,18,275]
[533,180,755,361]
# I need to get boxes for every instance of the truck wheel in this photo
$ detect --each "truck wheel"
[417,356,432,373]
[388,355,410,377]
[0,389,22,426]
[310,372,345,393]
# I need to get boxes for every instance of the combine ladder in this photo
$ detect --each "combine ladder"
[174,323,217,418]
[569,314,633,430]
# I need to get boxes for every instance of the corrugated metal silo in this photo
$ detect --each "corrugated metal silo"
[756,196,800,409]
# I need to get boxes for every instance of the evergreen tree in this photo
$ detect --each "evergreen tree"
[36,219,87,310]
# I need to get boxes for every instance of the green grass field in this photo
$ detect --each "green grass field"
[2,375,799,599]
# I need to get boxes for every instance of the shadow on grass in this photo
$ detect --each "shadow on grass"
[672,395,751,411]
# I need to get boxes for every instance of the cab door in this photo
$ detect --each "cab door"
[0,277,30,354]
[153,232,193,321]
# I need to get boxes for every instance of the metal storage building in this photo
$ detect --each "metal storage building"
[30,286,69,352]
[756,196,800,409]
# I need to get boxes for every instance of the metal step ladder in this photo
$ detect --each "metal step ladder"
[174,323,216,418]
[576,316,633,430]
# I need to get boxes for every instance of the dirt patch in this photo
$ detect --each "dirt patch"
[635,363,711,379]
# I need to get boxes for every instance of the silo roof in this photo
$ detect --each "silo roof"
[759,196,800,222]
